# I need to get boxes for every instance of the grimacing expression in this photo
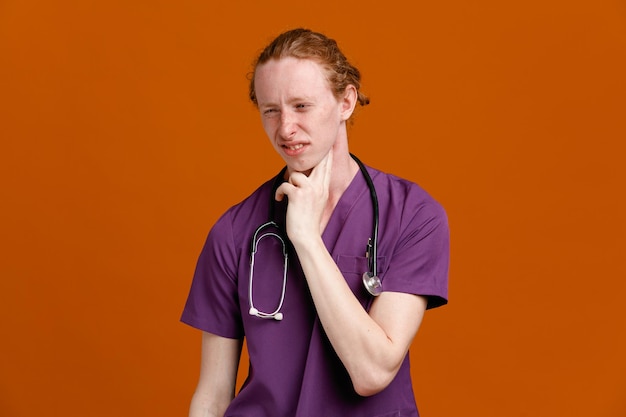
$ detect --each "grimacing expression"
[254,57,355,174]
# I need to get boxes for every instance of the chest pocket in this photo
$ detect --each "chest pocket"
[336,254,387,305]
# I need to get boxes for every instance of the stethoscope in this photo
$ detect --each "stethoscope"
[248,154,382,321]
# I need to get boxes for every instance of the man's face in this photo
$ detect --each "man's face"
[254,57,349,175]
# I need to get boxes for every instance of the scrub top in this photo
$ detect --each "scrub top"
[181,164,449,417]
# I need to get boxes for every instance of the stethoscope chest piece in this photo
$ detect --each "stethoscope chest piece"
[362,272,382,296]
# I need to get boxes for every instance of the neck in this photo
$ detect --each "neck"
[329,150,359,198]
[320,148,359,231]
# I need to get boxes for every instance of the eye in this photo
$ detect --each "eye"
[295,103,308,111]
[262,108,279,117]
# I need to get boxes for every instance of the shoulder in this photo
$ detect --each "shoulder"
[223,178,274,220]
[209,177,276,245]
[367,167,449,308]
[369,167,447,223]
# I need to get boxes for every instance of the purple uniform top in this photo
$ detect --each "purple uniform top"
[181,164,449,417]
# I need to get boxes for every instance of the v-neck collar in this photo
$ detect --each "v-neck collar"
[321,165,373,254]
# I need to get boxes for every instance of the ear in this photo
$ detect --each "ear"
[339,84,358,121]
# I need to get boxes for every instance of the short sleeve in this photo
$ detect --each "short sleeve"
[180,212,244,338]
[383,199,449,309]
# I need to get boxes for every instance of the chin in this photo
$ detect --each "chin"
[284,158,316,176]
[287,165,313,177]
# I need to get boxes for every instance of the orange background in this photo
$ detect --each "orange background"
[1,1,625,416]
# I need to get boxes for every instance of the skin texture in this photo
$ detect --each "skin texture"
[189,57,428,416]
[189,333,242,417]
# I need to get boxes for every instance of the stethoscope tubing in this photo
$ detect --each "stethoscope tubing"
[248,222,289,320]
[349,153,379,279]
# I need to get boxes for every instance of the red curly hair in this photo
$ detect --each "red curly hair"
[249,28,370,108]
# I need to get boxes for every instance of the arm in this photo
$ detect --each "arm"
[275,153,429,396]
[295,238,427,396]
[189,332,242,417]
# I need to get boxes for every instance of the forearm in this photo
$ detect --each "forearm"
[189,333,241,417]
[189,390,231,417]
[293,237,410,395]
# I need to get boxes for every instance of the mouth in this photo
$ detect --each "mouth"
[283,144,304,151]
[281,143,308,157]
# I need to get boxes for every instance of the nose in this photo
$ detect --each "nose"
[278,111,297,140]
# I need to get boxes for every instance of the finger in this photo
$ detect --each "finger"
[309,150,333,185]
[323,148,333,190]
[275,181,296,201]
[287,171,307,186]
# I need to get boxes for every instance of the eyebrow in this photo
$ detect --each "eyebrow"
[258,96,315,108]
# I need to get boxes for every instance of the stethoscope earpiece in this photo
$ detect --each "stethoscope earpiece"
[249,306,284,321]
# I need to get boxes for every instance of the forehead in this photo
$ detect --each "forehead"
[254,57,333,103]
